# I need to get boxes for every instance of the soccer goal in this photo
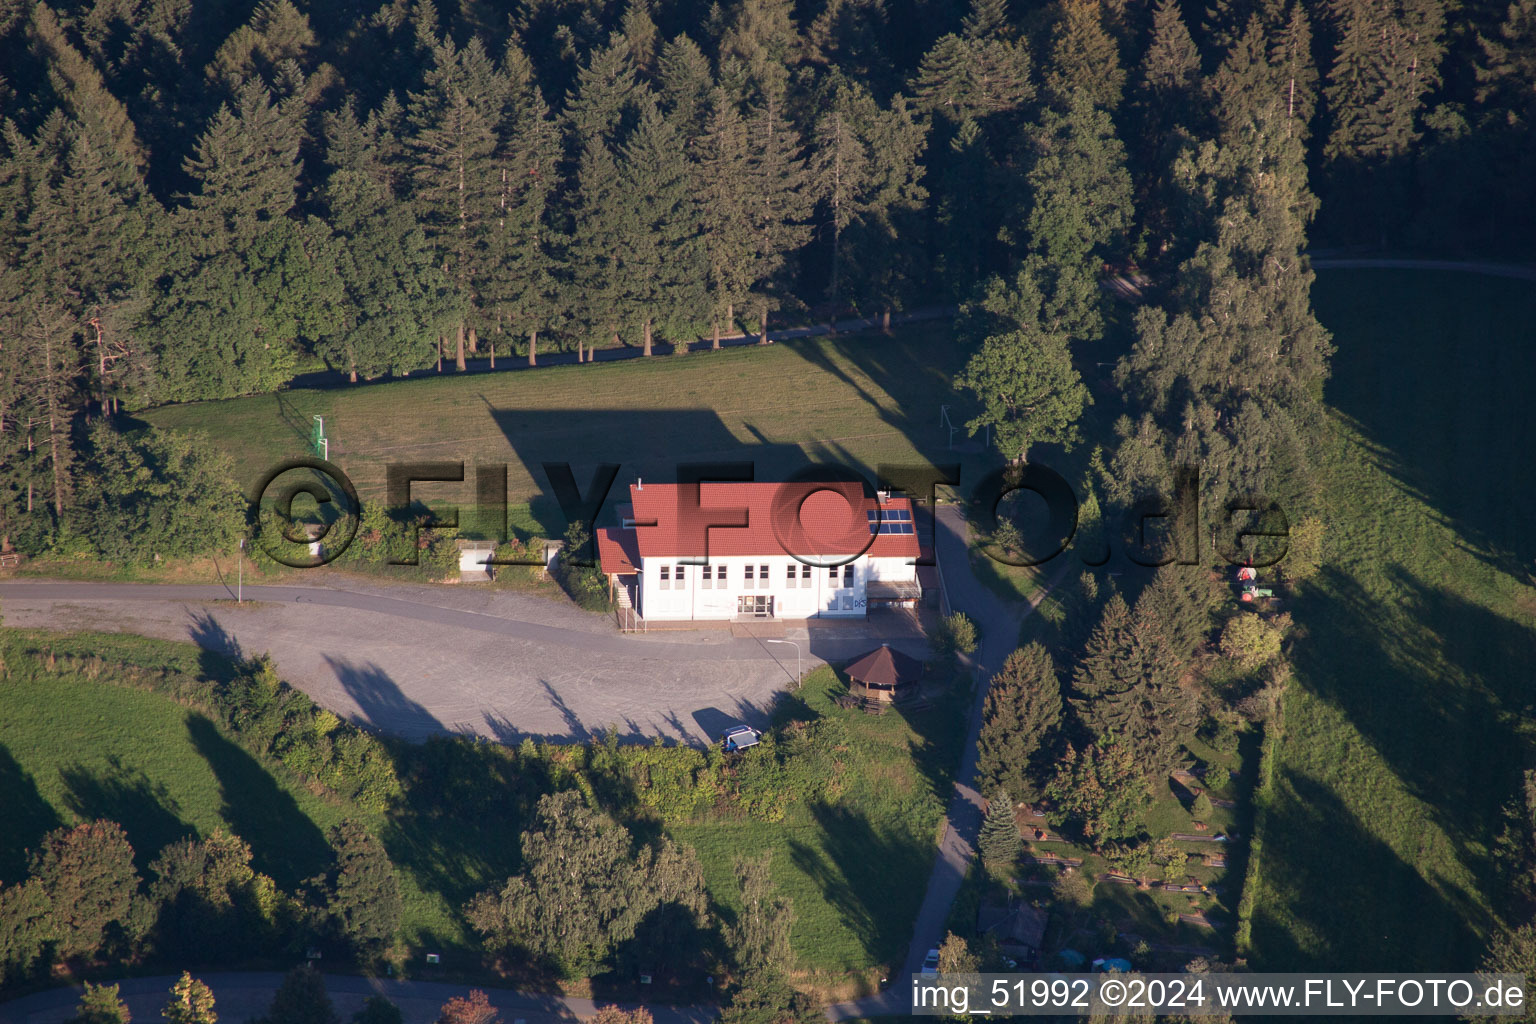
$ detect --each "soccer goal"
[311,415,329,460]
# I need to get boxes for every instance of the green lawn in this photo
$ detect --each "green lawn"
[674,666,968,993]
[0,632,471,954]
[140,326,987,519]
[1244,269,1536,971]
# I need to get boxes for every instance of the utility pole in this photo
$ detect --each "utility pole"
[238,537,244,604]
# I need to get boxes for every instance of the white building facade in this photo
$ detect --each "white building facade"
[597,481,923,622]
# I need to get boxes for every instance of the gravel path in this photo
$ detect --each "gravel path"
[0,580,925,745]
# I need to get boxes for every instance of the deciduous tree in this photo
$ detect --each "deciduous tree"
[29,820,142,959]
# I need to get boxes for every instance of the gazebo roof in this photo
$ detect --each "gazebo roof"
[844,644,924,687]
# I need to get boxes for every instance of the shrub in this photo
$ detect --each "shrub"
[67,423,244,565]
[933,612,979,659]
[1219,613,1290,668]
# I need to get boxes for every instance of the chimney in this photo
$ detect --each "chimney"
[636,477,643,491]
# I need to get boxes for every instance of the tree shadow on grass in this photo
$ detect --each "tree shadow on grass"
[186,713,331,889]
[379,736,532,915]
[1313,270,1536,584]
[786,801,937,970]
[60,756,193,873]
[1292,565,1536,879]
[1250,770,1484,971]
[0,742,61,883]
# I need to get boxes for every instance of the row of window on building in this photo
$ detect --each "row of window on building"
[657,563,855,590]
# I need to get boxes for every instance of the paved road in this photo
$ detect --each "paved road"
[0,580,926,745]
[1309,256,1536,281]
[286,307,955,390]
[825,505,1071,1020]
[0,971,712,1024]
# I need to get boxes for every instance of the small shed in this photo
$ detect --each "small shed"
[844,644,924,702]
[978,899,1048,965]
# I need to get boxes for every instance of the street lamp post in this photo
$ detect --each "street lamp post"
[237,537,244,604]
[765,639,801,687]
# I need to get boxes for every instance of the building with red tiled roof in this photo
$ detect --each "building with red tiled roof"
[596,481,923,621]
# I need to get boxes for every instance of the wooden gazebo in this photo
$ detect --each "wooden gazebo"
[844,644,925,703]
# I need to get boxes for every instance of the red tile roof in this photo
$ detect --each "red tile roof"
[620,482,921,560]
[596,525,640,575]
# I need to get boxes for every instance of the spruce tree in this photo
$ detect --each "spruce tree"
[13,301,82,517]
[71,982,130,1024]
[963,0,1013,39]
[618,100,707,354]
[1323,0,1446,162]
[1476,0,1536,123]
[935,119,990,297]
[910,0,1031,120]
[326,820,402,954]
[323,106,452,380]
[978,791,1022,863]
[562,35,639,147]
[742,88,813,332]
[719,0,801,100]
[164,973,217,1024]
[566,137,630,353]
[27,4,147,176]
[911,35,976,120]
[696,89,756,344]
[485,50,559,366]
[1270,2,1318,136]
[1140,0,1202,100]
[181,79,302,249]
[1210,16,1277,134]
[809,82,871,307]
[655,34,714,137]
[1117,95,1331,512]
[406,36,505,370]
[1044,0,1126,110]
[1071,591,1200,777]
[976,643,1064,799]
[841,93,928,320]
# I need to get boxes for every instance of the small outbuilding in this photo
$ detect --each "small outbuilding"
[978,898,1049,966]
[844,644,925,703]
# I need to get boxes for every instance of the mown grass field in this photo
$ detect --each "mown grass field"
[141,325,987,525]
[1245,269,1536,970]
